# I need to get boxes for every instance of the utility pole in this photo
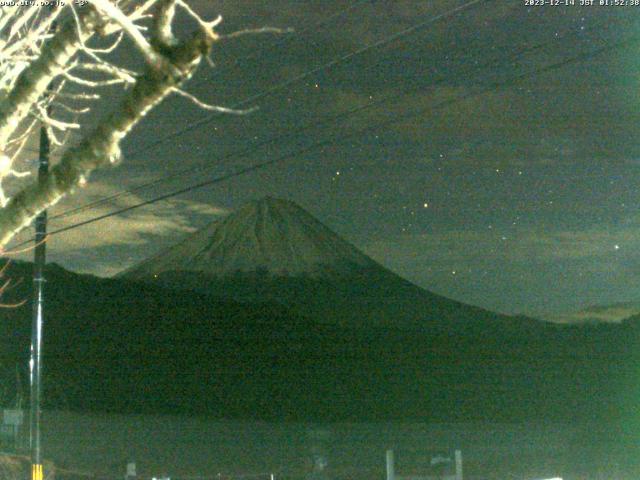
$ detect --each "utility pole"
[30,112,49,480]
[29,8,56,479]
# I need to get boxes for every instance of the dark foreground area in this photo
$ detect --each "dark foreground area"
[0,262,638,429]
[0,261,637,478]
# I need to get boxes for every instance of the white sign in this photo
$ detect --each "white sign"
[3,409,23,426]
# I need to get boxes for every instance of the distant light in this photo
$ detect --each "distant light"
[423,203,429,208]
[614,244,620,250]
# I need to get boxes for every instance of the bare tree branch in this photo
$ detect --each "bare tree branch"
[171,87,256,114]
[0,3,220,246]
[0,7,101,148]
[0,1,276,247]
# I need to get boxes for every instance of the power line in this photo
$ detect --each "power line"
[49,0,495,221]
[186,0,375,90]
[50,6,619,223]
[18,0,374,159]
[9,33,635,252]
[125,0,490,158]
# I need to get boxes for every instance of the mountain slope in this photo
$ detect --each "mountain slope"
[120,197,538,333]
[1,261,637,424]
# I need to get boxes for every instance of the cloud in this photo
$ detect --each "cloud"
[546,302,640,324]
[354,221,640,318]
[5,181,229,276]
[362,226,637,265]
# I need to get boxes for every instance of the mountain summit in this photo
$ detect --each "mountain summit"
[122,196,377,279]
[121,197,538,332]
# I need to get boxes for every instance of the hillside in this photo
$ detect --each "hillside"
[0,262,635,426]
[120,197,540,334]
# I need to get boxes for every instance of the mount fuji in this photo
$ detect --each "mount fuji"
[110,198,637,423]
[121,196,536,333]
[0,198,634,422]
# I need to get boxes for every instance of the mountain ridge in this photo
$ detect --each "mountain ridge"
[120,197,544,332]
[1,260,636,424]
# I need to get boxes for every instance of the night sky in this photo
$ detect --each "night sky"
[8,0,640,320]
